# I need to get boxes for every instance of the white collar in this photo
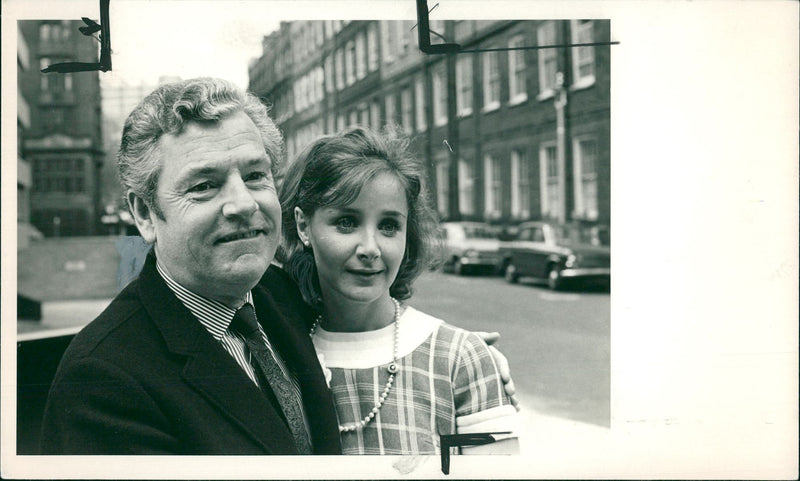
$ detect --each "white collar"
[311,306,443,369]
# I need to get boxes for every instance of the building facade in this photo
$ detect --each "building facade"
[248,20,610,226]
[17,26,38,249]
[18,20,104,237]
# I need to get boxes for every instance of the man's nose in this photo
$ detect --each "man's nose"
[221,176,258,218]
[356,228,381,261]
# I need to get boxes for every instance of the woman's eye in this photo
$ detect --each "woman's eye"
[335,217,356,232]
[379,220,400,236]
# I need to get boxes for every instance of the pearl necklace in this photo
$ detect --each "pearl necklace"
[309,298,401,433]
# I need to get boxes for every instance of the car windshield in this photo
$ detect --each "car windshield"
[462,225,498,239]
[552,224,610,246]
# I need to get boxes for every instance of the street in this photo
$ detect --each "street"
[410,270,610,428]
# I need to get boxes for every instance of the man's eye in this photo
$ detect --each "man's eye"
[188,182,214,193]
[245,171,270,183]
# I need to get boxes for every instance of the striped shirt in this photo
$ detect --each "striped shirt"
[155,262,311,442]
[312,306,518,455]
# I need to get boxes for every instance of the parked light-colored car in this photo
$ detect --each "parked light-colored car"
[439,222,501,275]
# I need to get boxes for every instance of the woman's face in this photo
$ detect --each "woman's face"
[296,172,408,306]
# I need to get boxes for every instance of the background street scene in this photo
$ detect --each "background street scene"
[413,271,609,428]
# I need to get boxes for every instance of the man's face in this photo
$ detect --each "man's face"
[146,111,280,306]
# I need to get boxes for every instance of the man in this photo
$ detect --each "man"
[40,77,515,455]
[40,77,341,454]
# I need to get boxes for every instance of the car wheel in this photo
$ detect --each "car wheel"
[504,263,519,284]
[454,259,465,275]
[547,265,562,290]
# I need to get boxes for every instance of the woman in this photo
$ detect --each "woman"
[279,126,519,455]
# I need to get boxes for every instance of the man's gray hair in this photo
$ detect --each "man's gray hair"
[118,77,284,218]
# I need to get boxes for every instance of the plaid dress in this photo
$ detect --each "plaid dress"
[311,306,518,455]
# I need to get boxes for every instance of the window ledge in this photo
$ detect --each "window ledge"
[481,102,500,113]
[457,108,473,118]
[509,94,528,106]
[570,77,596,91]
[537,90,555,101]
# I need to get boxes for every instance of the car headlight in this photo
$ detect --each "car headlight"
[565,254,578,268]
[464,249,478,258]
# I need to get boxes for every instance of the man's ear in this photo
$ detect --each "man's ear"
[294,206,310,246]
[128,191,157,244]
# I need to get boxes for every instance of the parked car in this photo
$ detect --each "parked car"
[499,221,610,289]
[439,222,501,275]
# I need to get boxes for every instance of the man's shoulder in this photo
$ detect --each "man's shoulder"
[257,264,314,327]
[61,279,153,362]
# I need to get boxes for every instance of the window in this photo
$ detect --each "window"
[370,99,381,129]
[335,49,344,90]
[399,20,412,54]
[345,40,355,86]
[316,66,324,101]
[324,56,334,93]
[348,110,358,126]
[385,93,396,125]
[355,33,366,79]
[458,159,475,215]
[432,67,447,126]
[367,23,379,71]
[326,114,334,134]
[508,36,527,104]
[415,76,427,131]
[40,58,50,90]
[381,21,396,63]
[40,23,51,41]
[482,51,500,111]
[336,114,345,131]
[358,103,369,126]
[539,143,561,220]
[456,56,473,116]
[573,138,599,220]
[483,155,502,217]
[570,20,596,87]
[510,149,531,219]
[400,87,413,133]
[537,22,558,97]
[436,159,450,217]
[42,107,65,130]
[33,157,84,193]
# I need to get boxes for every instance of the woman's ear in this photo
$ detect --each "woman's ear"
[294,206,311,247]
[129,191,157,244]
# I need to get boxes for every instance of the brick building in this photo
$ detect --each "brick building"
[16,26,39,249]
[248,20,610,226]
[18,20,104,237]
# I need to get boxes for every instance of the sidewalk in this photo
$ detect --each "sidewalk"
[17,298,111,339]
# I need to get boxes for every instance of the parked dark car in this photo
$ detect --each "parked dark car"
[439,222,501,275]
[499,221,610,289]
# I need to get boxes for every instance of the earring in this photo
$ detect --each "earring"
[302,240,310,247]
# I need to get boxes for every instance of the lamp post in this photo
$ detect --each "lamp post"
[554,71,568,224]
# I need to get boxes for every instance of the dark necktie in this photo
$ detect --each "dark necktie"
[230,304,312,454]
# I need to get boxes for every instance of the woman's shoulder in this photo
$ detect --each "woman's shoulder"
[402,306,485,350]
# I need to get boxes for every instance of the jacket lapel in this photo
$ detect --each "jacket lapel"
[135,254,297,454]
[252,281,342,454]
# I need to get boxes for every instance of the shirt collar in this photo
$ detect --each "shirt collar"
[156,260,253,341]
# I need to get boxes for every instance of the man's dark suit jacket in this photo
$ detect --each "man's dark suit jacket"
[39,253,341,455]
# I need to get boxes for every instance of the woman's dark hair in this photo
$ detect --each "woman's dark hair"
[278,126,440,309]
